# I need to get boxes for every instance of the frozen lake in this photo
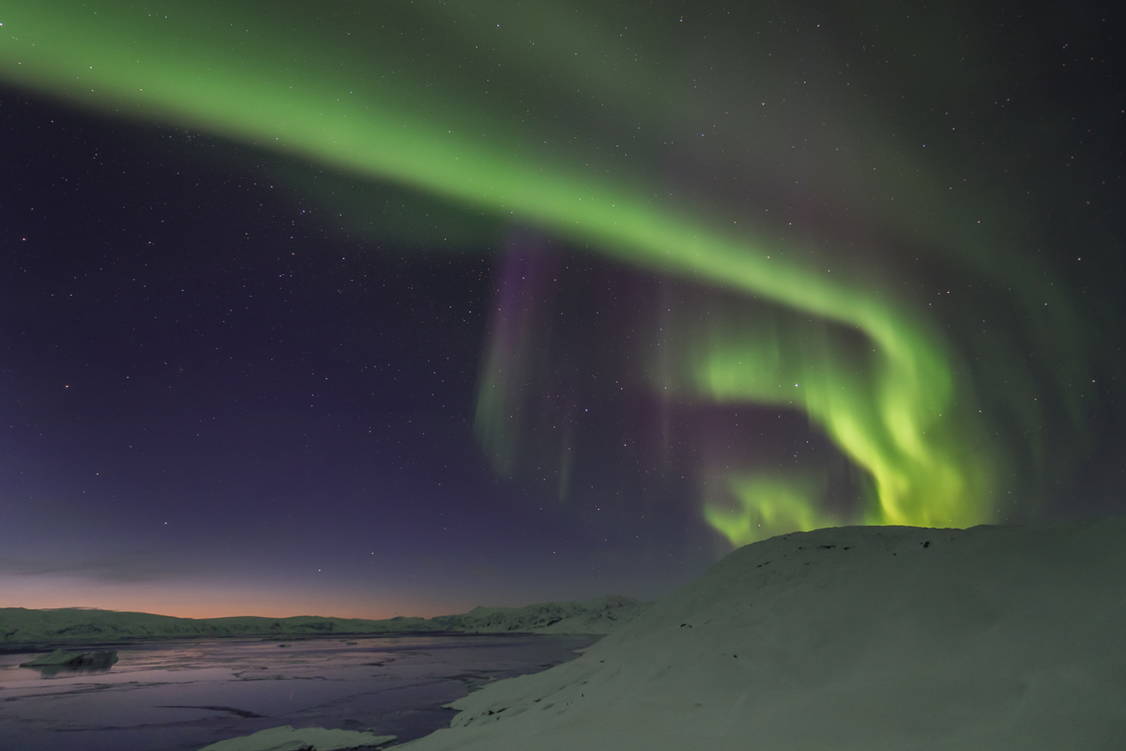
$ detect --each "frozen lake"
[0,633,594,750]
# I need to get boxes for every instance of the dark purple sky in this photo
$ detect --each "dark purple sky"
[1,1,1123,618]
[0,91,723,617]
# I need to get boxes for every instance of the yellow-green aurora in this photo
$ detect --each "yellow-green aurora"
[3,1,1071,545]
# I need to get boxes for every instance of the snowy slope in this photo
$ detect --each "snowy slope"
[395,519,1126,751]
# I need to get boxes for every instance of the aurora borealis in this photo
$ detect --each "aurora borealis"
[1,2,1123,615]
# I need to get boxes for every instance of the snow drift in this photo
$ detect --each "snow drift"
[198,724,396,751]
[395,519,1126,750]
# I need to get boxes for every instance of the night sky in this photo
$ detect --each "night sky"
[1,1,1123,618]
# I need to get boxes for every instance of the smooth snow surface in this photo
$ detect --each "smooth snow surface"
[198,724,396,750]
[395,520,1126,751]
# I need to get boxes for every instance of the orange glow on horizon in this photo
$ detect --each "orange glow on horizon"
[0,575,460,621]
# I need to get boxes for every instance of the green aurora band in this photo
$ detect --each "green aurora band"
[2,2,1061,545]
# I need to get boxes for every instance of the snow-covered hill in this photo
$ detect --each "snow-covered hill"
[395,519,1126,751]
[0,596,645,647]
[433,595,645,635]
[0,608,434,645]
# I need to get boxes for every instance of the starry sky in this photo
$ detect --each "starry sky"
[1,1,1123,618]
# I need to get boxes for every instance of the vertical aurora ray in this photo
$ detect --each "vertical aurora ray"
[1,1,1067,545]
[475,241,561,477]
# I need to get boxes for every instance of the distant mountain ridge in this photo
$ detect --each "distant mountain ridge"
[0,595,646,647]
[432,595,643,634]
